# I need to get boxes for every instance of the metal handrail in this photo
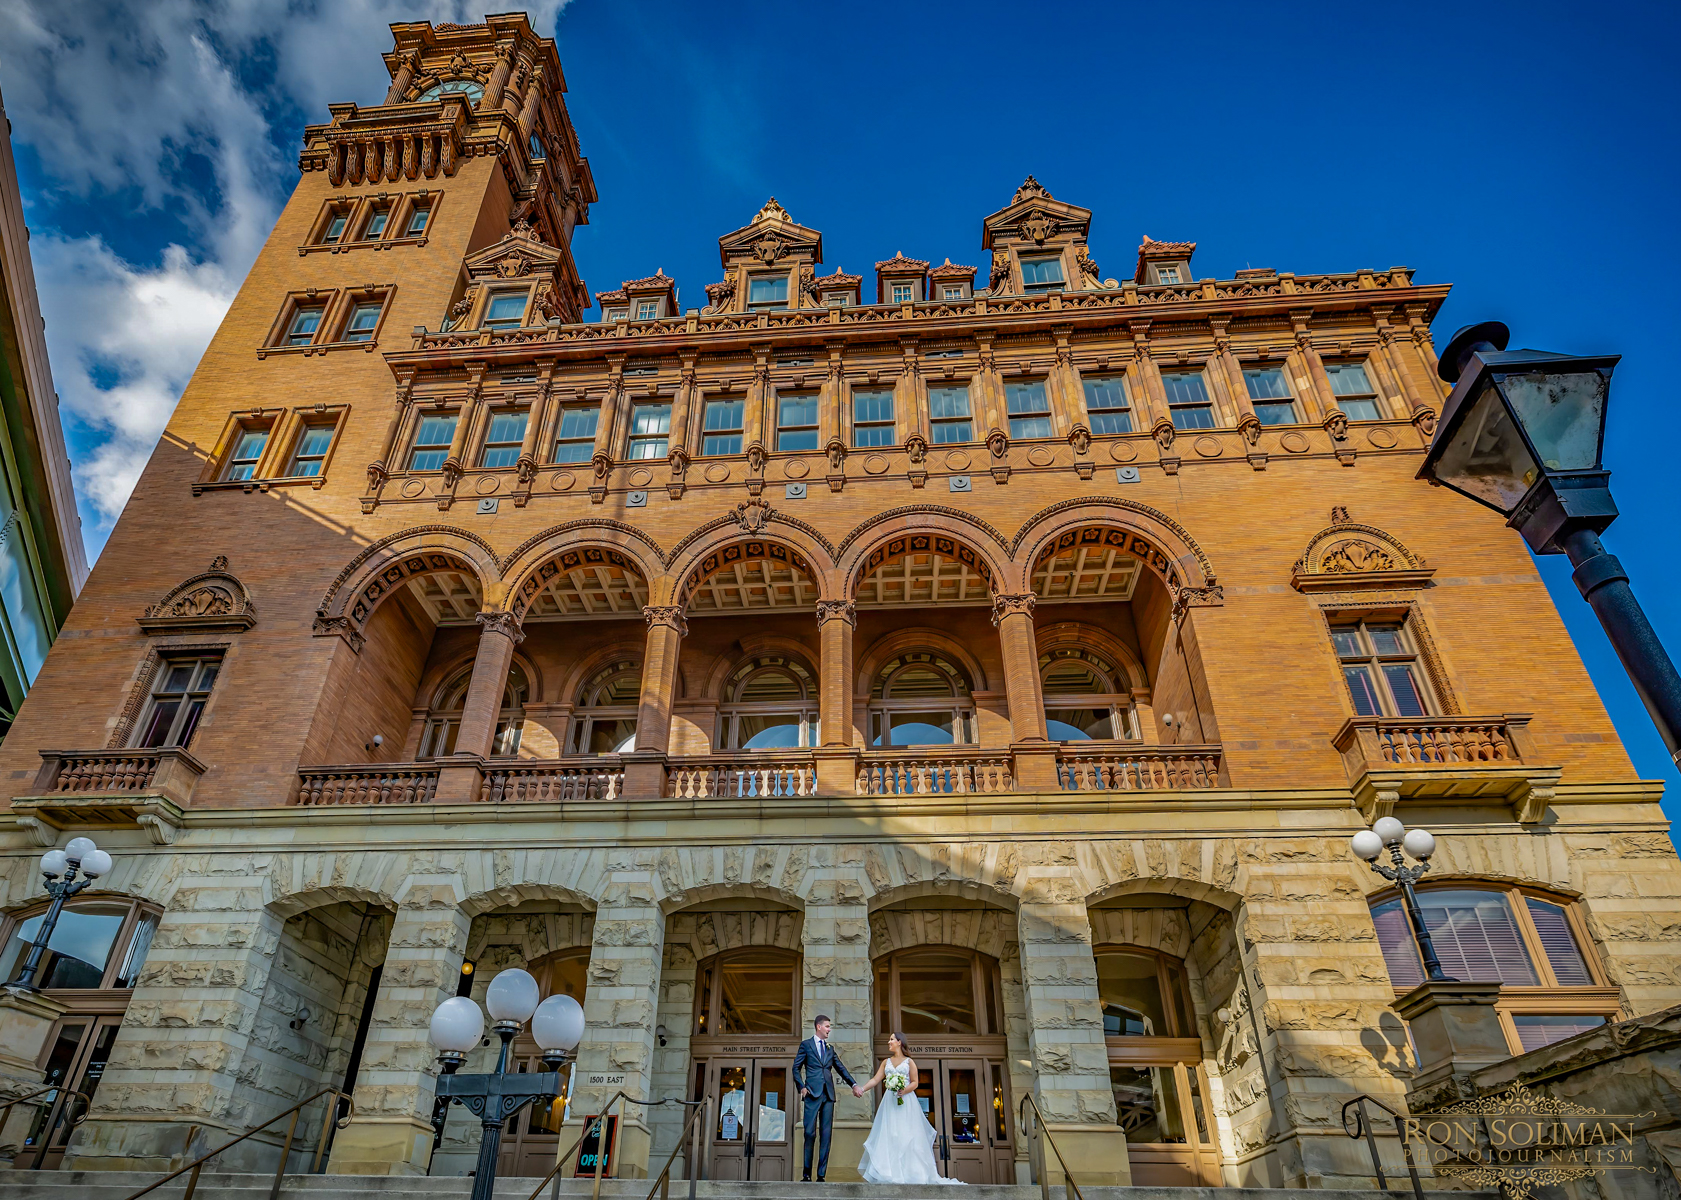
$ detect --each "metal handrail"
[1341,1093,1426,1200]
[0,1085,92,1167]
[515,1091,696,1200]
[1017,1092,1086,1200]
[120,1086,353,1200]
[643,1096,708,1200]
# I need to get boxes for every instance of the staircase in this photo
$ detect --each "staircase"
[0,1173,1490,1200]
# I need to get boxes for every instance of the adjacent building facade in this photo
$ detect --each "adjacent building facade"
[1,14,1678,1189]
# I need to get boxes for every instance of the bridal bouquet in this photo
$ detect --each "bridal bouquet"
[885,1075,907,1106]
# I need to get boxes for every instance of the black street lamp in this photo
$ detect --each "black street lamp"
[1352,817,1453,984]
[12,837,114,991]
[429,968,585,1200]
[1422,322,1681,771]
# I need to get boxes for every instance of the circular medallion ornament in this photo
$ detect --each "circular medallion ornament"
[627,467,653,487]
[783,459,810,479]
[1193,436,1223,458]
[1027,446,1057,466]
[1366,427,1399,449]
[1280,433,1311,454]
[863,454,891,475]
[943,450,972,471]
[704,463,731,484]
[400,479,427,498]
[1109,441,1139,463]
[474,475,501,495]
[549,471,575,491]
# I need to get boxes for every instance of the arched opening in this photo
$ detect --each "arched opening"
[1041,648,1138,741]
[570,659,641,753]
[868,653,975,747]
[717,656,817,751]
[418,661,530,758]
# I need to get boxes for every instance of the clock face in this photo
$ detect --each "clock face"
[416,78,484,104]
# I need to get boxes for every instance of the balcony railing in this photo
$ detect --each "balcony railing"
[855,749,1016,796]
[1332,714,1558,823]
[479,760,624,803]
[668,755,817,798]
[1057,745,1224,791]
[298,765,440,806]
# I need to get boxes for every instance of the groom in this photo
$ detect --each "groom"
[791,1014,857,1182]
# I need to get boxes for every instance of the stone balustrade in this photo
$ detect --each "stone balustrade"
[1057,745,1224,791]
[666,754,816,798]
[296,764,439,806]
[477,759,624,802]
[1331,713,1560,824]
[855,749,1016,796]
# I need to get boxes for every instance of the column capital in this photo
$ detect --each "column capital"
[990,592,1036,627]
[475,609,524,644]
[815,599,856,627]
[642,605,688,637]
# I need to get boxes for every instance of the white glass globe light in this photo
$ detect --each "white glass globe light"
[429,996,484,1054]
[485,968,541,1024]
[79,849,113,879]
[1402,828,1437,861]
[64,836,97,863]
[1372,816,1406,846]
[39,850,68,879]
[532,994,585,1053]
[1350,829,1384,861]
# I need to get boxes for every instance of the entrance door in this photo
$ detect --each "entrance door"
[906,1057,1010,1183]
[706,1058,791,1181]
[23,1015,122,1170]
[496,1048,572,1177]
[1110,1058,1219,1185]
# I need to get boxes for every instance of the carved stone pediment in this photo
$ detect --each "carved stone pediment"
[138,557,257,634]
[1292,512,1433,593]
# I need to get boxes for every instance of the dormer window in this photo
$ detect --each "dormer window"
[1021,255,1065,294]
[636,299,659,320]
[747,274,789,310]
[941,286,964,301]
[483,291,529,330]
[1155,264,1182,285]
[891,283,916,304]
[605,307,628,322]
[823,292,851,308]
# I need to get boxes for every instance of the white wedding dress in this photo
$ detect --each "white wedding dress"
[858,1061,964,1185]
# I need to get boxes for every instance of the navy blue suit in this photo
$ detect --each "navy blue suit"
[791,1035,855,1179]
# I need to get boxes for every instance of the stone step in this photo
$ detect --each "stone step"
[0,1172,1481,1200]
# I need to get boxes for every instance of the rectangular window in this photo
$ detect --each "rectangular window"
[483,292,528,330]
[321,212,348,244]
[1332,620,1429,717]
[605,308,628,322]
[1161,371,1214,430]
[285,306,324,347]
[1155,265,1181,284]
[1006,380,1053,438]
[1020,256,1064,293]
[1083,376,1132,435]
[702,397,745,456]
[409,413,458,471]
[223,428,269,481]
[942,286,964,300]
[776,393,819,452]
[852,388,896,448]
[627,402,671,459]
[288,423,335,477]
[1244,367,1297,426]
[552,406,599,463]
[1327,362,1382,421]
[891,283,915,304]
[747,275,789,310]
[363,207,389,239]
[823,291,850,308]
[480,410,528,469]
[405,205,431,237]
[135,655,222,748]
[928,386,972,444]
[635,300,658,320]
[342,301,382,343]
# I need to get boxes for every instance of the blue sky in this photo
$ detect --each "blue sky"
[2,0,1677,799]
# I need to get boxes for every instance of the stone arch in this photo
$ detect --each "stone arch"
[313,527,500,651]
[461,881,599,919]
[558,637,656,708]
[656,877,809,917]
[665,519,834,613]
[667,907,805,962]
[854,627,993,695]
[861,845,1022,912]
[868,907,1015,961]
[415,644,544,712]
[836,507,1012,604]
[1011,497,1220,596]
[1083,874,1245,914]
[1035,620,1149,692]
[700,632,822,701]
[1088,907,1194,959]
[1078,840,1245,906]
[268,875,404,923]
[653,848,814,913]
[499,522,663,622]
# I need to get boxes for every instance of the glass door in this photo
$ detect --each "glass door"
[938,1060,989,1183]
[26,1015,122,1170]
[496,1049,570,1177]
[748,1061,790,1180]
[1110,1059,1217,1185]
[708,1060,751,1180]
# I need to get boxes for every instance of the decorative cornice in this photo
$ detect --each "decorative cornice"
[138,557,257,635]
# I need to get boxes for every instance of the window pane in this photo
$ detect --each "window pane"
[716,951,794,1034]
[1371,898,1425,988]
[584,718,637,754]
[558,408,599,442]
[928,387,971,419]
[553,440,593,463]
[138,700,181,747]
[1111,1066,1185,1143]
[1383,665,1427,717]
[702,433,742,456]
[406,207,430,235]
[1243,368,1291,400]
[1047,708,1113,741]
[627,437,667,460]
[704,398,744,432]
[636,301,657,319]
[880,711,956,746]
[1339,398,1382,421]
[1327,364,1373,396]
[344,303,381,340]
[295,426,333,459]
[1021,257,1064,286]
[1006,381,1048,416]
[485,293,527,324]
[485,411,527,446]
[1084,377,1128,410]
[1169,405,1214,431]
[1090,411,1132,435]
[1010,415,1054,438]
[1253,401,1296,426]
[1159,372,1208,406]
[737,715,803,749]
[1344,666,1382,716]
[631,404,671,436]
[365,210,388,237]
[1525,897,1594,985]
[853,423,895,448]
[779,395,818,427]
[1097,952,1170,1036]
[1419,890,1539,985]
[324,214,347,242]
[1331,629,1365,658]
[115,912,157,988]
[929,421,971,444]
[854,389,894,425]
[776,429,818,451]
[1511,1013,1605,1052]
[2,904,128,989]
[411,415,457,470]
[748,276,788,303]
[1369,627,1406,654]
[177,697,208,745]
[897,951,976,1034]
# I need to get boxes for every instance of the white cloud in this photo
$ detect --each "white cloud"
[0,0,568,553]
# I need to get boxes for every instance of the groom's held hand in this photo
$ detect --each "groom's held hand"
[852,1085,863,1097]
[799,1087,810,1099]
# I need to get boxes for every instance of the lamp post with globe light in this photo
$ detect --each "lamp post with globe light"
[429,967,584,1200]
[12,837,114,991]
[1351,817,1454,984]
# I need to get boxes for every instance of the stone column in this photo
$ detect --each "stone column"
[517,65,544,139]
[624,606,684,797]
[1016,884,1126,1186]
[1048,327,1081,438]
[479,44,514,112]
[974,333,1006,437]
[571,874,664,1178]
[1288,311,1336,423]
[993,594,1055,790]
[384,51,418,105]
[329,886,470,1176]
[814,601,859,795]
[66,877,283,1171]
[744,349,771,453]
[1209,316,1259,436]
[1126,321,1173,437]
[801,864,872,1181]
[452,611,523,761]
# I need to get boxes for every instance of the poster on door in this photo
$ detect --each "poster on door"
[759,1094,785,1142]
[721,1089,745,1140]
[572,1113,618,1177]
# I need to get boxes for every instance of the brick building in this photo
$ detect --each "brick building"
[1,12,1678,1190]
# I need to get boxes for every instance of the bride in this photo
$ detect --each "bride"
[854,1033,964,1185]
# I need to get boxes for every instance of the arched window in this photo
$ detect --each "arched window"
[868,653,975,747]
[530,947,589,1001]
[694,948,800,1036]
[571,660,640,754]
[873,948,1002,1036]
[528,132,545,161]
[0,897,159,991]
[718,656,817,750]
[1040,649,1137,741]
[419,662,528,758]
[415,78,485,104]
[1369,884,1619,1051]
[1094,945,1217,1185]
